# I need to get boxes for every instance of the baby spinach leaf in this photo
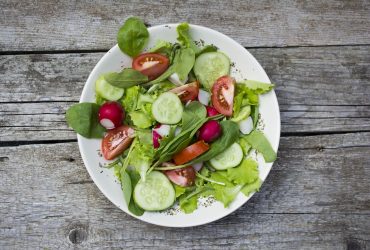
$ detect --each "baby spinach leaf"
[149,48,195,84]
[251,105,259,128]
[120,168,132,205]
[117,17,149,57]
[65,103,106,138]
[244,130,277,163]
[189,120,239,164]
[182,101,207,128]
[104,69,148,89]
[126,168,145,216]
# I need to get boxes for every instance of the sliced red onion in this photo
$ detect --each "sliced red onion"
[153,124,171,137]
[192,162,203,172]
[239,116,253,134]
[198,89,210,106]
[152,130,162,148]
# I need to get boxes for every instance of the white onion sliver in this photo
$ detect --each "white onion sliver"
[153,124,171,137]
[169,73,187,86]
[192,162,203,172]
[239,116,253,134]
[198,89,210,105]
[175,127,182,136]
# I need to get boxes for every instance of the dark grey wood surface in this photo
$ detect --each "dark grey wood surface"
[1,0,369,249]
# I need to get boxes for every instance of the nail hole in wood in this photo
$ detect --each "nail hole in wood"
[347,239,363,250]
[68,228,87,244]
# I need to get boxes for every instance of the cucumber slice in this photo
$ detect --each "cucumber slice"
[133,171,175,211]
[152,92,183,124]
[210,142,243,170]
[193,52,230,90]
[95,75,124,101]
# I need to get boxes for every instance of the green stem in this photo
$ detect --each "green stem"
[195,172,225,186]
[154,164,189,171]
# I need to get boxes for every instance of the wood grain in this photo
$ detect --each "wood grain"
[1,0,370,51]
[0,133,369,248]
[1,45,369,141]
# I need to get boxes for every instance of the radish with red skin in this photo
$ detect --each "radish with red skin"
[198,120,222,142]
[206,106,220,117]
[98,102,124,129]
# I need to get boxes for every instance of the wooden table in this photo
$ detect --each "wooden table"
[1,1,370,249]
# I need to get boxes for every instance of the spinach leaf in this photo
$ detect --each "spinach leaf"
[244,130,277,162]
[65,103,106,138]
[104,69,148,89]
[120,168,132,205]
[149,48,195,84]
[117,17,149,57]
[182,101,207,128]
[175,48,195,82]
[189,120,239,164]
[126,168,144,216]
[251,105,259,128]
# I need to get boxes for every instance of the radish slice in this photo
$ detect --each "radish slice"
[192,162,203,172]
[153,124,171,137]
[198,89,210,106]
[239,116,253,134]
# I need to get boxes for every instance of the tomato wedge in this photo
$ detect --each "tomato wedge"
[132,53,170,80]
[101,125,135,160]
[211,76,235,116]
[173,140,209,165]
[169,81,199,102]
[165,166,196,187]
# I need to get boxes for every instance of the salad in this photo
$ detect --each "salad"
[66,17,277,216]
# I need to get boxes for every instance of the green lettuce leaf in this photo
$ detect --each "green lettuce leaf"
[227,158,259,185]
[244,130,277,162]
[240,80,275,94]
[129,140,155,181]
[149,40,173,57]
[120,86,140,112]
[176,22,201,54]
[241,178,262,197]
[129,111,153,129]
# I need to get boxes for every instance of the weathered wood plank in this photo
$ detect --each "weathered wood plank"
[1,0,370,51]
[0,133,370,248]
[1,45,369,140]
[2,102,370,141]
[1,46,369,104]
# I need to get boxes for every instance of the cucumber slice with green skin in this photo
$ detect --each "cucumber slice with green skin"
[152,92,183,124]
[193,52,230,90]
[210,142,243,170]
[133,171,175,211]
[95,75,124,101]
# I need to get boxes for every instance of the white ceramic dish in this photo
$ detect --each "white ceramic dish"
[78,23,280,227]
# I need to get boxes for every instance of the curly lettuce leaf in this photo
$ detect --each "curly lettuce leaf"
[241,178,262,197]
[227,158,259,185]
[121,86,140,112]
[129,140,155,181]
[176,22,201,54]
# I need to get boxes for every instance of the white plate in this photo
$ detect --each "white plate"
[78,24,280,227]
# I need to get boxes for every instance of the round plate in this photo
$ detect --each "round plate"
[78,24,280,227]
